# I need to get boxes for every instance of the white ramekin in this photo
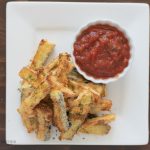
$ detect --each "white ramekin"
[72,20,133,84]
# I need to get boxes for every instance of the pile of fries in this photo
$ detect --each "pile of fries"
[18,39,115,141]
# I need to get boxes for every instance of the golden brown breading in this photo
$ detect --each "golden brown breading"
[68,91,92,109]
[50,90,69,132]
[20,81,50,115]
[54,53,73,77]
[17,107,37,133]
[78,114,115,135]
[59,119,84,140]
[20,81,34,102]
[18,81,36,133]
[69,80,106,97]
[60,91,92,140]
[35,101,53,141]
[31,39,55,69]
[90,99,112,114]
[79,123,111,135]
[18,97,53,138]
[48,75,76,99]
[86,83,106,97]
[19,67,42,88]
[39,57,59,80]
[50,53,73,86]
[100,99,112,111]
[82,114,115,126]
[19,40,54,103]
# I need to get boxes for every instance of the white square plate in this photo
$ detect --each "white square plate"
[6,2,149,145]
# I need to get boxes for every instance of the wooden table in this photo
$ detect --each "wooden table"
[0,0,149,149]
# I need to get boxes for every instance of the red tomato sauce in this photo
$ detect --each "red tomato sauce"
[73,24,131,79]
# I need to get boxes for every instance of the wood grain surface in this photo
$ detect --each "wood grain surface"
[0,0,149,149]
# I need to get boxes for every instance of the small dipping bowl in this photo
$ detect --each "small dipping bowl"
[72,21,133,84]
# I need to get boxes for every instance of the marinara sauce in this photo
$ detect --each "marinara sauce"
[73,23,131,79]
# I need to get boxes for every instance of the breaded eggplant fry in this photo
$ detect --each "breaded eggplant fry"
[19,67,42,88]
[17,108,37,133]
[20,58,59,89]
[69,80,105,97]
[90,99,112,114]
[18,80,37,132]
[60,91,92,140]
[50,90,69,132]
[35,101,53,141]
[40,57,59,80]
[19,81,34,102]
[49,75,75,99]
[50,53,73,86]
[18,97,52,135]
[100,99,112,111]
[87,83,106,97]
[59,119,84,140]
[82,114,115,126]
[79,123,111,135]
[68,91,92,109]
[78,114,114,135]
[31,39,55,69]
[55,53,73,77]
[21,81,50,113]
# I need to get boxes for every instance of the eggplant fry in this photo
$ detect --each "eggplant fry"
[31,39,55,69]
[20,81,34,102]
[79,123,111,135]
[51,53,73,86]
[69,80,105,97]
[78,114,115,135]
[90,99,112,114]
[100,99,112,111]
[54,53,73,77]
[60,91,92,140]
[82,114,115,126]
[20,81,50,114]
[49,75,76,99]
[40,57,59,80]
[18,108,37,133]
[50,90,69,132]
[59,119,84,140]
[19,67,42,88]
[35,101,53,141]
